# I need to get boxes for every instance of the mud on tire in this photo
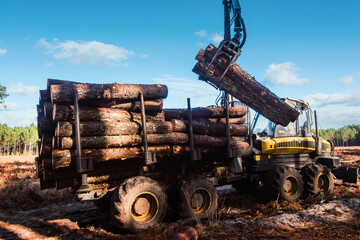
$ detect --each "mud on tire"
[301,163,334,197]
[270,166,304,201]
[178,175,218,220]
[110,176,167,230]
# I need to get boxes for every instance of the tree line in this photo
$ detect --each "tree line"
[0,123,38,155]
[319,124,360,147]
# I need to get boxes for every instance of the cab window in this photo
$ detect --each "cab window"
[274,121,297,137]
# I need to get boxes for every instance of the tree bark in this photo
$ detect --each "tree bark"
[50,83,168,104]
[60,133,189,149]
[193,44,299,126]
[39,89,50,102]
[171,119,248,136]
[164,106,247,120]
[40,134,52,158]
[56,120,182,137]
[207,117,246,124]
[53,104,165,122]
[43,102,53,120]
[38,116,56,136]
[79,99,163,112]
[52,145,191,169]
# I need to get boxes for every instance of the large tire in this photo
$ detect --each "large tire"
[110,176,167,230]
[178,175,218,220]
[270,166,304,201]
[301,163,334,197]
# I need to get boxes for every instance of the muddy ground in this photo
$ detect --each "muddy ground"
[0,148,360,240]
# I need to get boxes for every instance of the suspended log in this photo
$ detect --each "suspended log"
[164,106,247,120]
[52,145,191,169]
[208,117,246,124]
[192,44,299,126]
[60,133,189,149]
[50,83,168,104]
[53,104,165,122]
[56,120,181,137]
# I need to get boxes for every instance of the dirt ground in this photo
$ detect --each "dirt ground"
[0,148,360,240]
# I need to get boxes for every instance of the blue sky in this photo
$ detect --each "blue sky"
[0,0,359,129]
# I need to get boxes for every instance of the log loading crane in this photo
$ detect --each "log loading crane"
[194,0,359,201]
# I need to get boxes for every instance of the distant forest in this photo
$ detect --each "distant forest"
[0,124,38,155]
[319,124,360,147]
[0,123,359,156]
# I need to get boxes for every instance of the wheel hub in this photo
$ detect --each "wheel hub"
[133,197,151,216]
[191,192,204,209]
[130,192,159,224]
[190,188,211,214]
[283,176,298,196]
[318,174,330,192]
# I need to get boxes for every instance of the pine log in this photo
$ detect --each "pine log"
[50,83,168,104]
[208,117,246,124]
[56,120,180,137]
[171,119,187,132]
[47,78,81,90]
[43,102,53,120]
[80,99,163,112]
[171,119,248,137]
[40,134,52,158]
[39,89,50,102]
[164,106,247,120]
[193,44,299,126]
[53,104,165,122]
[60,133,189,149]
[37,104,44,120]
[52,145,191,169]
[37,117,56,136]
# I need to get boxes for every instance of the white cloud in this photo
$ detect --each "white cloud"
[338,72,360,85]
[140,54,149,59]
[211,33,223,44]
[317,109,360,129]
[0,48,6,56]
[0,112,36,127]
[303,89,360,108]
[37,38,134,67]
[44,62,53,67]
[0,102,20,111]
[195,30,207,37]
[9,83,39,96]
[263,62,309,86]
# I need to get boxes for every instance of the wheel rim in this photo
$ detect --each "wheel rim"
[318,174,330,192]
[130,192,159,224]
[283,176,299,196]
[190,188,211,215]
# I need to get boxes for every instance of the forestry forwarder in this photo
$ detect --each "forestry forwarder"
[195,0,359,202]
[36,1,360,232]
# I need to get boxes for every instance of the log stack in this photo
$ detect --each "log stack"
[36,79,250,190]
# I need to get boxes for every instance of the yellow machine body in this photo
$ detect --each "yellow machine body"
[261,137,331,155]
